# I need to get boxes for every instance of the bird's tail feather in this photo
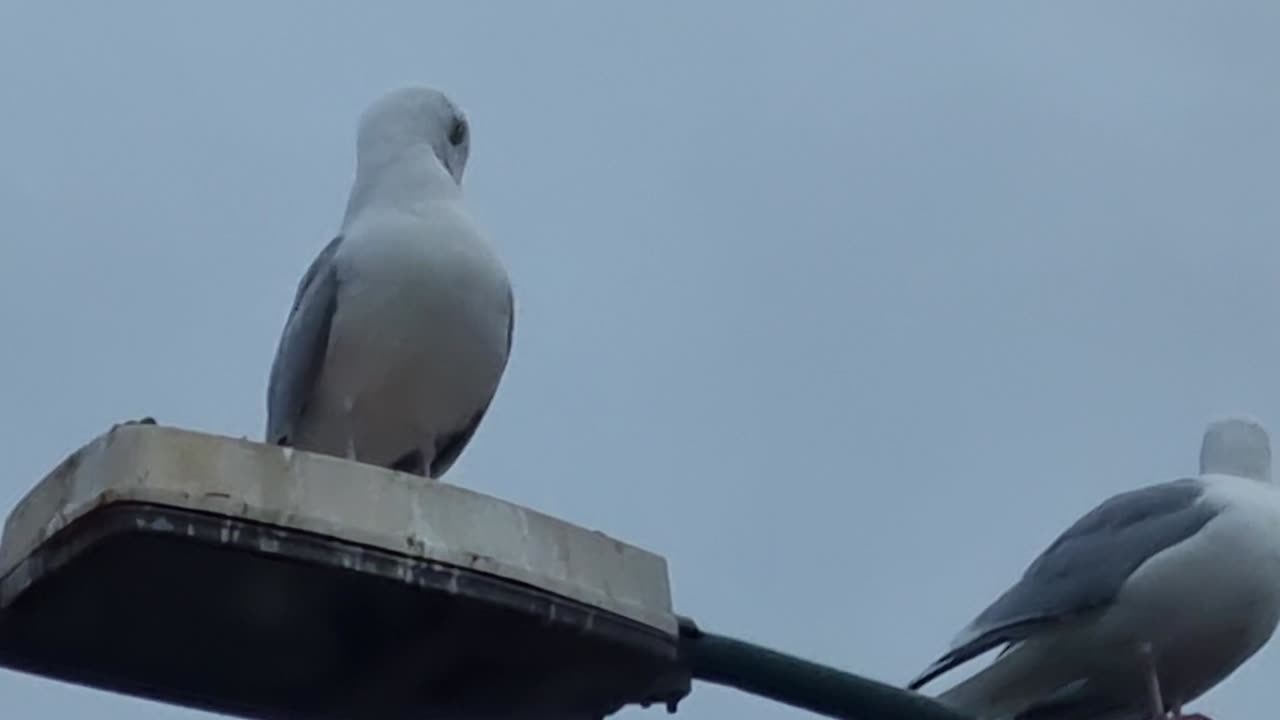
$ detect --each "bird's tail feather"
[934,641,1077,720]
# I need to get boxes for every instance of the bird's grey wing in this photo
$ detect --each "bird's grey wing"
[427,285,515,479]
[909,477,1217,690]
[266,236,343,445]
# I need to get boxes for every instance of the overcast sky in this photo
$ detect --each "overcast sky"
[3,2,1280,718]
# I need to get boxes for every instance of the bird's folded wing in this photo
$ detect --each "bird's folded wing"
[266,235,344,445]
[910,477,1218,690]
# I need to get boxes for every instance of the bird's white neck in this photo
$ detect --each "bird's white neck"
[342,144,461,226]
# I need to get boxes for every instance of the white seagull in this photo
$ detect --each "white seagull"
[266,86,513,479]
[910,417,1280,719]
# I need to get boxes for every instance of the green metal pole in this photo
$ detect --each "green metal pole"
[676,617,972,720]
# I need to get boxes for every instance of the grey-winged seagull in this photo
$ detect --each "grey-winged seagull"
[266,86,513,479]
[909,417,1280,719]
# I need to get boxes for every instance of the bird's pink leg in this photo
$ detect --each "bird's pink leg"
[342,396,357,461]
[1138,642,1164,720]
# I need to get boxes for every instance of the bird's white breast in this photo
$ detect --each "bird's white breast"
[305,201,512,468]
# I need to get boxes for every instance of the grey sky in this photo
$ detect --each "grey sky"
[3,2,1280,718]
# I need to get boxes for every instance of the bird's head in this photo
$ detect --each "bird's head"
[355,86,471,184]
[1200,415,1271,483]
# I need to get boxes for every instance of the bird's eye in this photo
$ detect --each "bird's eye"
[448,118,468,146]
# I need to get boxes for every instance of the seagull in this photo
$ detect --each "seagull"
[265,86,513,479]
[909,417,1280,720]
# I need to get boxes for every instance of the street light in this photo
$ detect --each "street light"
[0,424,967,720]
